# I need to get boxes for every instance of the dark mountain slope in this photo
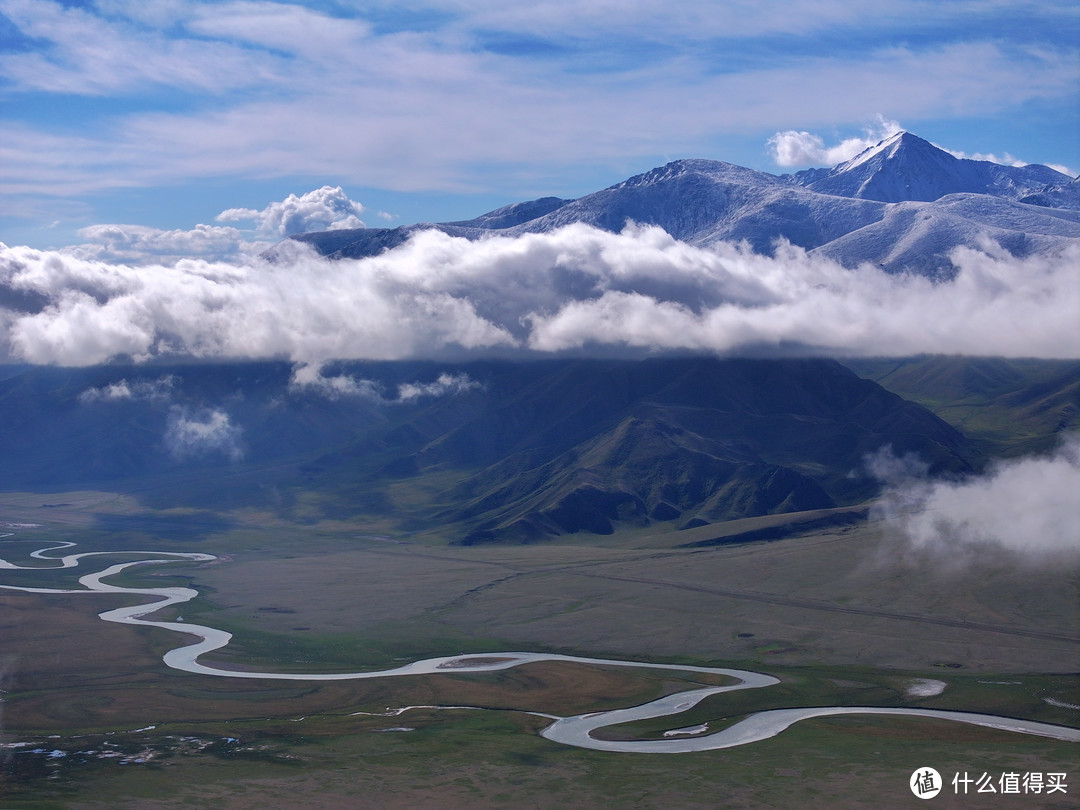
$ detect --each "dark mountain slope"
[321,357,974,539]
[0,358,974,541]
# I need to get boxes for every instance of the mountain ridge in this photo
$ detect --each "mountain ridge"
[287,132,1078,276]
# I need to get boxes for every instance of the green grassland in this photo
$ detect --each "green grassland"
[6,713,1079,809]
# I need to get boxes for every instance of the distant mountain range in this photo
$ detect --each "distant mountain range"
[288,132,1079,276]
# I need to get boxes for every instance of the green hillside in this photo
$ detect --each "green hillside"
[843,356,1080,457]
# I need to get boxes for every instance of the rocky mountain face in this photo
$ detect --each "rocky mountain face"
[288,132,1078,277]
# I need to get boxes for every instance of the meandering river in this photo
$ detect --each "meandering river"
[2,539,1078,753]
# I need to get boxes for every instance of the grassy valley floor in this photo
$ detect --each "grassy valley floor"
[0,498,1077,808]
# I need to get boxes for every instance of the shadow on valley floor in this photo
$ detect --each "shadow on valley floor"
[92,510,239,542]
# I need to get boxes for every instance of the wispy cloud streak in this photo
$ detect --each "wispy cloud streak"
[1,1,1075,201]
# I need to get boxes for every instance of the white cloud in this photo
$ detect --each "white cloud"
[769,117,903,167]
[0,0,282,95]
[67,223,252,264]
[397,373,481,401]
[870,437,1080,561]
[769,121,1077,178]
[1,224,1077,368]
[518,232,1080,358]
[2,0,1076,202]
[217,187,365,237]
[939,147,1077,178]
[83,42,1079,195]
[164,406,243,462]
[78,375,175,403]
[56,187,367,265]
[363,1,1077,41]
[946,148,1027,167]
[289,363,384,400]
[290,363,481,403]
[184,1,372,59]
[1045,163,1077,178]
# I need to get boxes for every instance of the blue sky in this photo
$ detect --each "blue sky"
[1,0,1078,251]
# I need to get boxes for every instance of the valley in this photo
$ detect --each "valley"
[1,490,1076,807]
[0,358,1075,807]
[0,357,1076,807]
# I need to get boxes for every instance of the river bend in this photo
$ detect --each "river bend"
[2,539,1077,753]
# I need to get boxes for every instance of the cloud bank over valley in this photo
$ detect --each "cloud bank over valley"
[1,223,1077,367]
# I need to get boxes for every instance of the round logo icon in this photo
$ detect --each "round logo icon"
[910,767,943,799]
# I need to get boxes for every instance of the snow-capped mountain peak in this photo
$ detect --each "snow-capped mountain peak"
[837,129,912,171]
[800,131,1069,204]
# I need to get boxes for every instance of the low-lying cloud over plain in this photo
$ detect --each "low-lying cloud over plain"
[2,222,1076,366]
[289,364,480,403]
[871,437,1080,561]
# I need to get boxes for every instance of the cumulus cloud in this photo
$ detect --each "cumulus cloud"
[164,406,243,462]
[78,375,175,404]
[0,223,1077,367]
[870,437,1080,562]
[769,116,902,167]
[58,187,368,265]
[217,186,365,237]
